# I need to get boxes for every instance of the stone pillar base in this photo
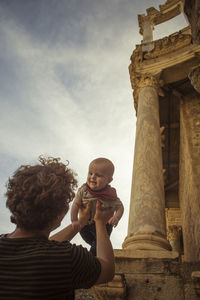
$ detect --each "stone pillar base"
[122,234,172,251]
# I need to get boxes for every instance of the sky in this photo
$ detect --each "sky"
[0,0,188,249]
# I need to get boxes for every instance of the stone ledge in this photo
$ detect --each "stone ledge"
[114,249,179,259]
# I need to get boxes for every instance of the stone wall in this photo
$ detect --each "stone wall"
[166,208,181,228]
[75,258,200,300]
[179,94,200,261]
[166,208,183,254]
[184,0,200,45]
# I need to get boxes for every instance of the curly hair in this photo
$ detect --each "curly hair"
[6,156,77,230]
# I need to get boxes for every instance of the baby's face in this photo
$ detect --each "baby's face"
[87,163,112,191]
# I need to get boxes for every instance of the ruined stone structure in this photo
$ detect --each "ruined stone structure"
[76,1,200,299]
[184,0,200,45]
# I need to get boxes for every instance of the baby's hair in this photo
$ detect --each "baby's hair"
[90,157,115,178]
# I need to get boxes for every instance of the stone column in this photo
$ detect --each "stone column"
[123,75,171,251]
[141,21,154,52]
[184,0,200,45]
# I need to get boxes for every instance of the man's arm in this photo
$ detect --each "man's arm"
[71,200,80,222]
[71,200,82,231]
[49,224,78,242]
[94,202,115,284]
[50,203,91,242]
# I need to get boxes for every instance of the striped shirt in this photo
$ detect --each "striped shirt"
[0,235,101,300]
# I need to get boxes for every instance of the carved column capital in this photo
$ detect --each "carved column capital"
[167,225,181,240]
[129,71,164,112]
[188,64,200,93]
[167,225,182,253]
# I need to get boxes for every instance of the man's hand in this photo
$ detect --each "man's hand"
[71,220,81,231]
[94,201,115,284]
[78,202,92,228]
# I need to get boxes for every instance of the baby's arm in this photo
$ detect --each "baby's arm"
[71,200,81,231]
[108,203,124,227]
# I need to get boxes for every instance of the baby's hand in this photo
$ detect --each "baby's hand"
[108,215,119,227]
[94,201,114,225]
[72,220,81,231]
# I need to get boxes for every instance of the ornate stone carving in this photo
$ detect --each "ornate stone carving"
[128,72,164,112]
[92,274,126,300]
[138,0,183,35]
[129,28,194,112]
[144,31,191,60]
[188,65,200,93]
[184,0,200,45]
[130,45,143,69]
[167,225,182,252]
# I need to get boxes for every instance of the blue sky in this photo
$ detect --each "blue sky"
[0,0,187,249]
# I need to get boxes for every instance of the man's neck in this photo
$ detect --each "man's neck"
[7,227,50,239]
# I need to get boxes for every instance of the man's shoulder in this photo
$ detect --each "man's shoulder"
[0,236,71,250]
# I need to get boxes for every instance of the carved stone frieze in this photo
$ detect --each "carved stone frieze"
[144,31,191,60]
[188,64,200,93]
[130,44,143,67]
[129,29,192,75]
[130,27,193,74]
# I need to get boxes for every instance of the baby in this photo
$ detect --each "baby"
[71,157,124,255]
